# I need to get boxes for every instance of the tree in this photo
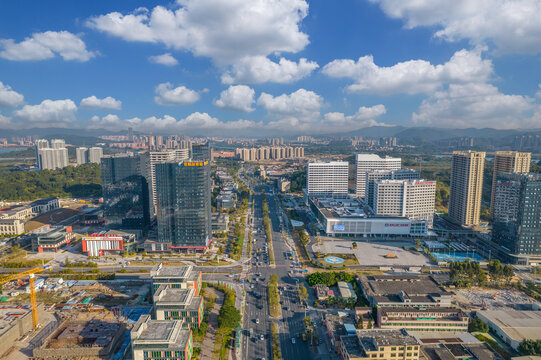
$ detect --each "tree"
[415,239,421,249]
[468,317,489,333]
[518,339,541,356]
[357,316,364,329]
[367,319,372,329]
[218,305,241,329]
[298,283,308,301]
[352,242,358,249]
[503,265,514,283]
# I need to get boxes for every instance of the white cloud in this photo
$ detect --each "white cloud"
[369,0,541,54]
[221,56,318,84]
[257,89,323,118]
[87,0,309,64]
[154,82,200,105]
[0,81,24,107]
[89,114,141,130]
[0,114,11,128]
[0,31,96,61]
[80,95,122,110]
[149,53,178,66]
[412,83,536,129]
[214,85,255,112]
[536,84,541,98]
[13,99,77,124]
[322,48,492,95]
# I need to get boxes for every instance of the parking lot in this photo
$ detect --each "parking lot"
[312,239,432,266]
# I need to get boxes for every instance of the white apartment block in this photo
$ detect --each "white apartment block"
[76,147,88,165]
[374,179,436,227]
[365,169,420,208]
[307,161,349,198]
[88,147,103,163]
[355,154,401,197]
[38,147,68,170]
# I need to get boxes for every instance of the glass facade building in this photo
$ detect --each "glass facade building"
[493,172,541,264]
[155,161,211,250]
[101,153,152,230]
[191,142,210,161]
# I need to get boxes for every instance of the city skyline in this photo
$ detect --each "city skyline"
[0,0,540,136]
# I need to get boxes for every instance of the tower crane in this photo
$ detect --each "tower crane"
[0,264,52,329]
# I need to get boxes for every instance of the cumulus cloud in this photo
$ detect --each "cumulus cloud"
[0,31,96,61]
[89,114,141,130]
[214,85,255,112]
[257,89,323,118]
[80,95,122,110]
[0,114,11,128]
[322,48,492,95]
[12,99,77,124]
[149,53,178,66]
[412,83,536,129]
[154,82,200,105]
[0,81,24,107]
[221,56,318,84]
[87,0,309,64]
[536,84,541,98]
[369,0,541,54]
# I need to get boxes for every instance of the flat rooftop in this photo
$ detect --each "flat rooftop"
[151,264,199,280]
[361,275,448,297]
[358,329,419,349]
[478,310,541,342]
[135,320,191,349]
[154,287,201,309]
[341,334,364,357]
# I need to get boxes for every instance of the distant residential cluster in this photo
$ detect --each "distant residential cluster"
[235,145,305,161]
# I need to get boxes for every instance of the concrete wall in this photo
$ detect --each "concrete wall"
[0,303,45,357]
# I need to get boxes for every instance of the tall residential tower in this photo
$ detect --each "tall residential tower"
[355,154,401,197]
[448,151,485,227]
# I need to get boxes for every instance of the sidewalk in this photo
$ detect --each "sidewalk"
[201,288,225,360]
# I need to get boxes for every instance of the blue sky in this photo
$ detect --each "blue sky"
[0,0,540,136]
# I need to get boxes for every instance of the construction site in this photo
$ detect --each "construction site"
[453,287,537,310]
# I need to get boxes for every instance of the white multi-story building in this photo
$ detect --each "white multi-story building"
[355,154,401,197]
[365,169,420,208]
[307,161,349,198]
[374,179,436,227]
[76,147,88,165]
[50,139,65,149]
[38,147,68,170]
[88,147,103,163]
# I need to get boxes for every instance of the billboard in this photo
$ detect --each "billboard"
[333,224,345,231]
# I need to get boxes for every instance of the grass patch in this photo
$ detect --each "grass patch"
[1,247,45,268]
[268,274,281,318]
[271,322,283,360]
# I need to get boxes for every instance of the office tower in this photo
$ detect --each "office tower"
[101,153,152,230]
[373,179,436,227]
[493,173,541,264]
[490,151,531,217]
[355,154,401,197]
[149,149,190,214]
[448,151,486,227]
[155,160,212,250]
[365,169,420,208]
[306,161,349,198]
[76,147,88,165]
[88,147,103,164]
[191,142,210,161]
[128,127,133,141]
[35,139,49,168]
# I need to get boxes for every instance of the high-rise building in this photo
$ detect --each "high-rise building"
[35,139,49,169]
[101,153,152,230]
[373,179,436,227]
[88,147,103,163]
[35,139,68,170]
[490,151,531,217]
[365,169,420,209]
[355,154,401,197]
[149,149,190,213]
[448,151,485,227]
[155,160,211,250]
[493,173,541,264]
[307,161,349,198]
[128,127,133,141]
[191,142,210,161]
[76,147,88,165]
[38,147,69,170]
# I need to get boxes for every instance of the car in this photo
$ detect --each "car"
[255,318,259,324]
[260,334,265,340]
[291,337,296,344]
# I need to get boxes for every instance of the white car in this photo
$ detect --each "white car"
[291,337,296,344]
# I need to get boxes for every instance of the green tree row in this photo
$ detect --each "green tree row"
[306,271,354,287]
